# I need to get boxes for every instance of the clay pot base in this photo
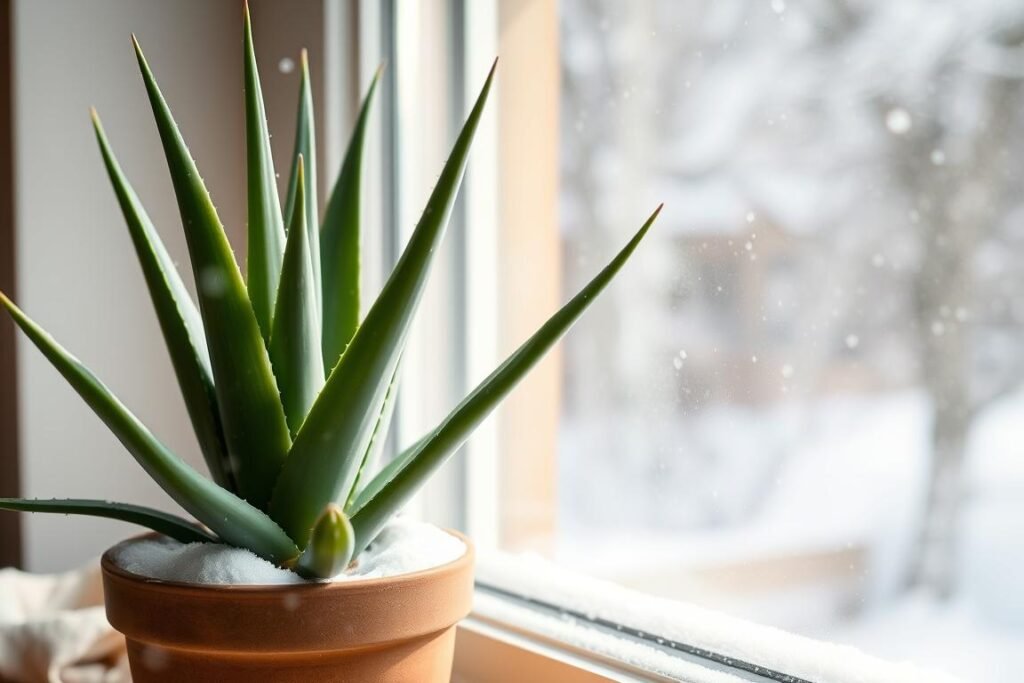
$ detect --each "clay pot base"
[102,531,474,683]
[124,630,456,683]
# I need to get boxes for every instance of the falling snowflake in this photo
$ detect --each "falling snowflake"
[885,108,912,134]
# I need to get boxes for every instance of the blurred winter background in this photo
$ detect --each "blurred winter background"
[554,0,1024,679]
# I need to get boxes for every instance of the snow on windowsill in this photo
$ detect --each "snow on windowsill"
[476,552,963,683]
[112,517,465,585]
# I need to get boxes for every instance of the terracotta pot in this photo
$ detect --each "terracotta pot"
[100,530,474,682]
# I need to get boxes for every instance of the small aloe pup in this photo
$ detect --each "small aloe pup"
[0,7,661,579]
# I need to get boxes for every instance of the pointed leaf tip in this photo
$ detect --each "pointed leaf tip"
[319,68,382,369]
[281,53,320,314]
[639,205,661,237]
[269,150,323,436]
[244,7,287,343]
[482,59,498,90]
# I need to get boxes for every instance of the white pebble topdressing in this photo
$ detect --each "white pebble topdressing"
[111,517,466,585]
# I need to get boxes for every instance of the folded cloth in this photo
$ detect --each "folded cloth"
[0,564,129,683]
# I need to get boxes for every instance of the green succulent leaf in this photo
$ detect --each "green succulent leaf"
[321,67,382,370]
[349,432,425,515]
[0,498,219,545]
[243,4,287,342]
[282,50,320,309]
[344,359,401,512]
[269,156,325,436]
[349,206,662,554]
[268,61,497,548]
[0,294,299,564]
[294,504,355,579]
[133,35,292,509]
[91,111,234,491]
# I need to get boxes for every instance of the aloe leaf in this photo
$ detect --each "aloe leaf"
[91,111,234,492]
[243,3,286,342]
[268,61,498,547]
[321,67,382,370]
[0,498,219,545]
[344,359,401,512]
[133,36,292,509]
[349,206,662,554]
[282,50,320,309]
[0,294,299,563]
[295,504,354,579]
[269,157,325,436]
[348,432,426,515]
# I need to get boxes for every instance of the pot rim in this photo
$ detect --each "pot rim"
[101,526,474,595]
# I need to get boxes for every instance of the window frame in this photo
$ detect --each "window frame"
[0,0,20,570]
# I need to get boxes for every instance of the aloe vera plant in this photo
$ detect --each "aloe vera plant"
[0,8,660,578]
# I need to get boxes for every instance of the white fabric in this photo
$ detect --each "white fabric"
[0,564,128,683]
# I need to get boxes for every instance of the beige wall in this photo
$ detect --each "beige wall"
[12,0,280,571]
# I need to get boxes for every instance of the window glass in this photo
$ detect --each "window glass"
[508,1,1024,678]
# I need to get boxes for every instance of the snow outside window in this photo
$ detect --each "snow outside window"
[466,1,1024,681]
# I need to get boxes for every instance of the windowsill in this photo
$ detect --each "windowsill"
[454,590,732,682]
[452,552,963,683]
[454,615,654,683]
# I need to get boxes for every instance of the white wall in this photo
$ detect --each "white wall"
[13,0,246,571]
